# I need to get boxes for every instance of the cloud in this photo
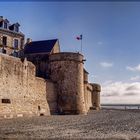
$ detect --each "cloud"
[103,80,113,85]
[101,81,140,104]
[126,85,139,91]
[126,64,140,72]
[124,92,138,96]
[100,62,113,68]
[130,76,140,81]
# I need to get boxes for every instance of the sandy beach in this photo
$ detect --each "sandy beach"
[0,109,139,140]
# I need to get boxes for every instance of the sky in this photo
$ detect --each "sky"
[1,2,140,104]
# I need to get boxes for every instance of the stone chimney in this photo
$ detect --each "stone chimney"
[26,38,32,44]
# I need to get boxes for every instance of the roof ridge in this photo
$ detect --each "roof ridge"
[31,39,58,43]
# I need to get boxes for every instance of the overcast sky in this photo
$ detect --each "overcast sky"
[1,2,140,104]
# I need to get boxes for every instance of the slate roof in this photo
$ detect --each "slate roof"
[24,39,58,54]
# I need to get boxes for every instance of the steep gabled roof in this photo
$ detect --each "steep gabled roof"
[24,39,58,54]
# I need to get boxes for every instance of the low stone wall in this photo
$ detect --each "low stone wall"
[0,54,50,119]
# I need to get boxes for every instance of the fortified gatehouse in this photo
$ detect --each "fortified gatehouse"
[0,17,101,118]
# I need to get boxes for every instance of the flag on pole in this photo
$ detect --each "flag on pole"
[76,34,82,40]
[76,34,83,53]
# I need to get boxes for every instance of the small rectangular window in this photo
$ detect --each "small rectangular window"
[15,26,19,32]
[4,22,7,29]
[2,36,7,46]
[13,39,18,49]
[2,99,11,104]
[0,21,3,27]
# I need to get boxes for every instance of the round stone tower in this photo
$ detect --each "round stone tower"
[49,52,87,115]
[91,83,101,110]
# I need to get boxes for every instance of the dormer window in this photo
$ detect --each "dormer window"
[0,21,3,27]
[14,23,20,32]
[3,19,9,29]
[9,23,20,32]
[4,22,7,29]
[0,16,3,28]
[15,26,19,32]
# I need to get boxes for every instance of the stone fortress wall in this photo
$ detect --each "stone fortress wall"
[0,54,50,118]
[83,69,101,111]
[0,53,100,118]
[46,52,101,115]
[0,51,101,118]
[49,53,87,115]
[0,17,101,118]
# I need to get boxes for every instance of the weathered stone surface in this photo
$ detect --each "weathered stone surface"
[0,29,24,55]
[46,80,58,114]
[83,68,101,111]
[25,40,60,79]
[90,83,101,110]
[84,83,93,111]
[0,54,50,118]
[49,52,87,115]
[0,17,101,118]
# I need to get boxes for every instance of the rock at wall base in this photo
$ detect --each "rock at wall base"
[90,106,100,111]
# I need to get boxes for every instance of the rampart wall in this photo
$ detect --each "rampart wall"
[0,54,50,118]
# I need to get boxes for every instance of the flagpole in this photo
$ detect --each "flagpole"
[76,34,83,54]
[80,34,83,54]
[81,39,82,54]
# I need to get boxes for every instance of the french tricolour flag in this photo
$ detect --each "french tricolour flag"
[76,34,82,40]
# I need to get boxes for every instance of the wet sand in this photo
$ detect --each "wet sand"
[0,109,140,139]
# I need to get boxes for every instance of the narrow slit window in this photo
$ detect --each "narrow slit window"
[2,99,11,104]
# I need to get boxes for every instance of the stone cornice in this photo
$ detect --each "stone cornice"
[0,28,24,37]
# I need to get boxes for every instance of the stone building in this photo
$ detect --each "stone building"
[0,17,101,118]
[0,16,24,56]
[24,39,60,79]
[24,39,101,115]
